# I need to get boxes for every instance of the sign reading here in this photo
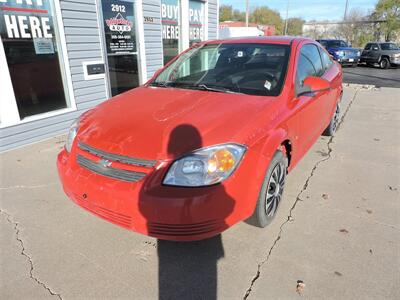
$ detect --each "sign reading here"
[0,0,52,39]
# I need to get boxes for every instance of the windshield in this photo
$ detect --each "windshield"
[326,40,348,48]
[380,43,399,50]
[151,43,291,96]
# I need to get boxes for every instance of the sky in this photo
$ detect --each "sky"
[219,0,378,21]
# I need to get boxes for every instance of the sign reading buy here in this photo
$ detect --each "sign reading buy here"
[0,0,53,39]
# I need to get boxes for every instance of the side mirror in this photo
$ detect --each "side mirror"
[298,76,330,96]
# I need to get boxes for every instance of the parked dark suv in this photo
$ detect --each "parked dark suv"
[360,42,400,69]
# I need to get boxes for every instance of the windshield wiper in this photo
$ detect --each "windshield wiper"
[194,84,242,94]
[149,81,171,88]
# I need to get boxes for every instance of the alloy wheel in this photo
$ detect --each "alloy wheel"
[380,59,388,69]
[265,162,286,217]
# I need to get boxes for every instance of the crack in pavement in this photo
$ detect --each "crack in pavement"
[0,209,62,300]
[243,89,360,299]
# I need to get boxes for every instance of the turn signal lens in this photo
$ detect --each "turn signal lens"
[208,149,235,173]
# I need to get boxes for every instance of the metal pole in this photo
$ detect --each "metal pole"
[344,0,349,21]
[284,0,290,35]
[246,0,249,27]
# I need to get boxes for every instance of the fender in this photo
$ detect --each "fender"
[254,127,289,176]
[241,127,289,218]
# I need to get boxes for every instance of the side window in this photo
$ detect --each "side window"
[364,43,371,50]
[296,44,324,94]
[319,47,333,71]
[301,44,323,76]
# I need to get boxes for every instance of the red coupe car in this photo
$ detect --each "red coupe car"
[57,37,342,241]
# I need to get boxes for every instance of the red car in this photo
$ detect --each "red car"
[57,37,342,241]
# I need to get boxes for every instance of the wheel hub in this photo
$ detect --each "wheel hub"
[265,162,286,217]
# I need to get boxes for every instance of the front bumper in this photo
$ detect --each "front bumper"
[390,57,400,65]
[337,57,359,64]
[57,145,263,241]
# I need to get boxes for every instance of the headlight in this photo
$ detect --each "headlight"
[65,119,79,153]
[163,143,246,187]
[335,50,344,56]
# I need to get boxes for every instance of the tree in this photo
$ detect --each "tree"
[233,9,246,22]
[334,9,367,46]
[250,6,283,33]
[374,0,400,41]
[219,5,246,22]
[286,18,305,36]
[219,5,233,22]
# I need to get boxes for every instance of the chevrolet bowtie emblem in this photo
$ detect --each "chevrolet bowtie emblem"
[99,159,112,168]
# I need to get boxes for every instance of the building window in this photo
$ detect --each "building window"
[161,0,180,65]
[189,0,204,45]
[0,0,69,120]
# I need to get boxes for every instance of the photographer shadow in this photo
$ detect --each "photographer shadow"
[140,124,234,300]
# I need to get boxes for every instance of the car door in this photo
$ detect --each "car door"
[318,45,341,124]
[362,43,372,62]
[293,43,331,154]
[370,43,380,62]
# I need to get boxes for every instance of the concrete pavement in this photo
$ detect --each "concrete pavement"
[1,86,399,299]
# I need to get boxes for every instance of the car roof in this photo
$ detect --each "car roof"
[205,36,313,45]
[317,39,343,42]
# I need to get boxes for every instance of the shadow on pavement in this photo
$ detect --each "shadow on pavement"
[157,236,225,300]
[139,124,235,299]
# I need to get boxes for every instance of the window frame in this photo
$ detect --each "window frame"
[0,0,76,128]
[295,43,324,96]
[318,45,333,74]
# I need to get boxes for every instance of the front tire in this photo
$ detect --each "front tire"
[247,150,288,228]
[380,57,390,69]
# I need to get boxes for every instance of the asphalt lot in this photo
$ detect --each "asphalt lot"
[343,63,400,88]
[1,86,399,299]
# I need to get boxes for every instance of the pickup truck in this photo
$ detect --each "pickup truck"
[360,42,400,69]
[317,39,360,67]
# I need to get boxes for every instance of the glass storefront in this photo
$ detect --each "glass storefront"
[189,0,205,46]
[0,0,67,119]
[161,0,179,65]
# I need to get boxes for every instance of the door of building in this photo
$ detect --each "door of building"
[100,0,139,97]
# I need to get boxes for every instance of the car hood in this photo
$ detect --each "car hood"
[77,86,274,160]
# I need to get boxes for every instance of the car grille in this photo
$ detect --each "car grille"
[344,50,358,57]
[78,141,156,167]
[148,220,226,237]
[77,154,147,182]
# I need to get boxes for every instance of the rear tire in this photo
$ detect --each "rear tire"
[247,150,288,228]
[322,100,341,136]
[380,57,390,69]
